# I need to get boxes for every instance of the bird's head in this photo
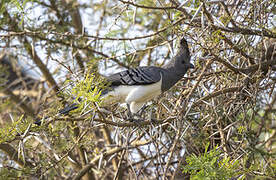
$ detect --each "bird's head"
[174,37,194,74]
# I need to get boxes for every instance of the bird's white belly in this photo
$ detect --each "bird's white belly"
[125,79,162,103]
[101,79,162,113]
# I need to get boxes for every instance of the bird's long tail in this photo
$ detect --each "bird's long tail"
[58,103,79,115]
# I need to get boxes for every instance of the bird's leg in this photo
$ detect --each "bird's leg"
[126,104,143,123]
[137,104,148,117]
[126,103,134,121]
[146,105,158,123]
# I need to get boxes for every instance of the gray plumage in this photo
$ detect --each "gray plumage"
[60,37,194,114]
[104,38,193,92]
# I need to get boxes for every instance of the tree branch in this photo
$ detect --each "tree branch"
[0,143,34,168]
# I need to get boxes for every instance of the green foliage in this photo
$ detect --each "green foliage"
[1,0,33,26]
[0,64,9,90]
[0,164,34,179]
[0,0,10,14]
[211,30,225,44]
[0,115,26,143]
[182,143,241,180]
[0,115,36,144]
[0,167,20,179]
[65,73,105,114]
[10,0,25,11]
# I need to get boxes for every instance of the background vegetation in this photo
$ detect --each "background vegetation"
[0,0,275,179]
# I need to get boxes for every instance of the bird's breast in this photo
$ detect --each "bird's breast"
[125,78,162,103]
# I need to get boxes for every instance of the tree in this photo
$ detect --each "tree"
[0,0,275,179]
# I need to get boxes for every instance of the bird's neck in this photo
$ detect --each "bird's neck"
[164,67,184,81]
[164,58,185,76]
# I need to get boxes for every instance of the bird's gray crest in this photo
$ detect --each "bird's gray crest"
[180,37,189,49]
[163,37,193,72]
[179,37,191,61]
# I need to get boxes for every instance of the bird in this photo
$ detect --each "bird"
[59,37,194,116]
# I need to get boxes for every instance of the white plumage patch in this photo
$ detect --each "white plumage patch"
[102,78,162,113]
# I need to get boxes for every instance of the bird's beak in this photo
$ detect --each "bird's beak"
[188,63,195,69]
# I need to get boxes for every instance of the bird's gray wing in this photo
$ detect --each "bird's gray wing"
[106,66,163,88]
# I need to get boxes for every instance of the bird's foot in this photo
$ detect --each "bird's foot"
[126,104,134,120]
[126,104,148,123]
[150,118,158,124]
[126,111,134,121]
[136,105,148,117]
[125,111,143,123]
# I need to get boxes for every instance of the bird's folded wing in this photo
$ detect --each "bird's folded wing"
[107,66,163,87]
